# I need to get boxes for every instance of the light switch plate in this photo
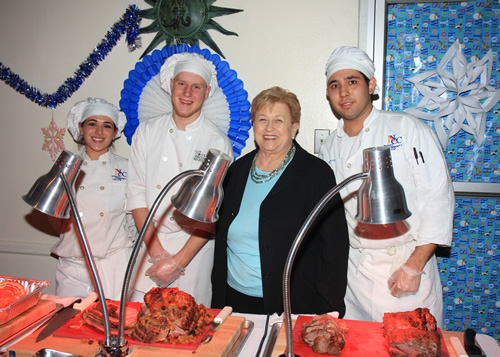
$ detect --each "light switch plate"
[314,129,330,154]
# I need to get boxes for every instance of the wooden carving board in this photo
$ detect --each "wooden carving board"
[0,299,56,344]
[7,315,246,357]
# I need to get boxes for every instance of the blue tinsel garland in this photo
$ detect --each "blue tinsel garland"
[0,5,141,109]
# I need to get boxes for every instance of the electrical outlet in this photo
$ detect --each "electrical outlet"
[314,129,330,154]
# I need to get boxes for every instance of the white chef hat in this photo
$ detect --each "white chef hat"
[66,97,126,140]
[159,52,219,97]
[325,46,380,95]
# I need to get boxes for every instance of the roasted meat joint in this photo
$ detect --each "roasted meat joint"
[80,287,214,345]
[301,314,348,355]
[82,300,138,335]
[131,287,214,344]
[383,308,441,357]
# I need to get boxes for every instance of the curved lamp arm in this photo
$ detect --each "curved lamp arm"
[280,146,411,357]
[280,172,368,357]
[60,172,112,346]
[116,169,203,348]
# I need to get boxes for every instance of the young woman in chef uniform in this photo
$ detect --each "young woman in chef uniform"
[50,97,136,300]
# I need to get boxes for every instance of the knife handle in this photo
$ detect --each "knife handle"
[214,306,233,324]
[464,328,486,357]
[450,336,468,357]
[73,292,98,311]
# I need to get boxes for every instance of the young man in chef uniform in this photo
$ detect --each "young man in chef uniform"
[126,53,234,306]
[319,46,454,328]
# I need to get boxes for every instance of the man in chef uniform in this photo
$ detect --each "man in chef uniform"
[318,46,454,328]
[126,52,234,306]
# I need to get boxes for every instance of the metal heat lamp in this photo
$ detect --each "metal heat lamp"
[115,148,231,356]
[23,150,113,349]
[280,146,411,357]
[23,148,231,357]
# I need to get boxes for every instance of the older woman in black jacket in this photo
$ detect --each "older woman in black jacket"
[211,86,349,315]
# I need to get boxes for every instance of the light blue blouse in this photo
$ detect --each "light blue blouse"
[227,165,287,297]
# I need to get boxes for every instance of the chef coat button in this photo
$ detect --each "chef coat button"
[347,163,351,168]
[264,274,270,279]
[83,161,88,166]
[365,128,370,132]
[162,156,168,162]
[80,186,85,190]
[102,161,107,165]
[169,129,174,133]
[179,163,183,168]
[100,186,105,190]
[169,216,174,221]
[99,212,104,217]
[187,135,192,140]
[157,184,161,189]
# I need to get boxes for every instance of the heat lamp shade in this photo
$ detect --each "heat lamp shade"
[355,146,411,224]
[22,150,83,219]
[172,149,231,223]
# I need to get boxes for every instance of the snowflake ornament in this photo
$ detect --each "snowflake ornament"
[405,40,500,148]
[42,118,66,160]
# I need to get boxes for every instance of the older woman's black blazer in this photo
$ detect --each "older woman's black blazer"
[211,141,349,315]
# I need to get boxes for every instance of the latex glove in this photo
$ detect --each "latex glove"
[387,264,424,298]
[146,250,185,288]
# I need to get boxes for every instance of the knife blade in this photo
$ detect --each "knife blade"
[36,292,98,342]
[200,306,232,343]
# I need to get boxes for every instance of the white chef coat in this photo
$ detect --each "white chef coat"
[319,107,454,327]
[126,112,234,306]
[52,151,135,300]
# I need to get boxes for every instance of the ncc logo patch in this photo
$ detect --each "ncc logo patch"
[112,168,127,181]
[386,134,403,149]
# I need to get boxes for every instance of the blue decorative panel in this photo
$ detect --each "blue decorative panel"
[439,197,499,339]
[384,1,499,342]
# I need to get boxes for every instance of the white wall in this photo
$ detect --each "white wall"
[0,0,359,294]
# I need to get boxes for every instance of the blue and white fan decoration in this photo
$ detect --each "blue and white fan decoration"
[119,44,251,158]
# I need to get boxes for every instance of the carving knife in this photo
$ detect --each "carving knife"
[36,292,98,342]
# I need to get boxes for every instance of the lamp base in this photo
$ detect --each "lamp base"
[96,336,132,357]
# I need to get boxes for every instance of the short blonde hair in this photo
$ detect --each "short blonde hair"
[251,86,301,125]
